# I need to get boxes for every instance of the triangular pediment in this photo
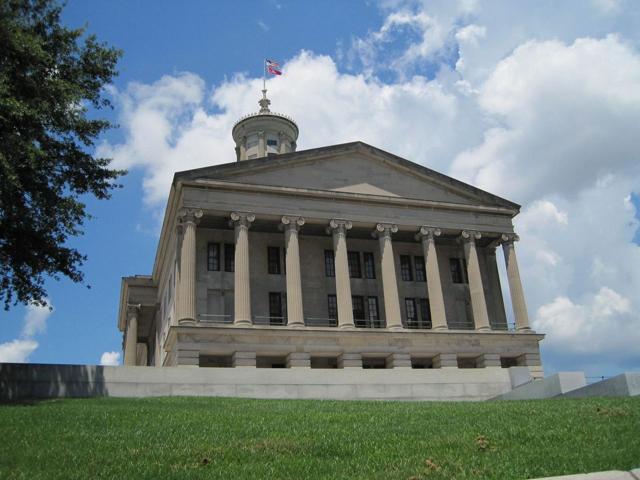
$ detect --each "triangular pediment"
[175,142,519,210]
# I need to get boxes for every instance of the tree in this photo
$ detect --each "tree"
[0,0,124,309]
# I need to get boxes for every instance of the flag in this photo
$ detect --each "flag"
[266,59,282,76]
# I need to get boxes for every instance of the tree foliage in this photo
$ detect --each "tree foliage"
[0,0,124,309]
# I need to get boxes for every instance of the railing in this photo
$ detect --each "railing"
[197,314,233,324]
[446,322,475,330]
[253,316,287,326]
[304,317,338,327]
[404,320,432,330]
[354,319,387,329]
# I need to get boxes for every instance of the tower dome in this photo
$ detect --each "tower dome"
[232,89,299,161]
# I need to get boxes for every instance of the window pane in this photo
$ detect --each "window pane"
[367,297,379,321]
[400,255,413,281]
[449,258,463,284]
[414,256,426,282]
[405,298,417,327]
[224,243,235,272]
[347,251,361,278]
[269,292,282,320]
[327,294,337,319]
[268,246,281,274]
[324,250,335,277]
[419,298,432,329]
[363,252,376,279]
[352,295,365,321]
[207,243,220,271]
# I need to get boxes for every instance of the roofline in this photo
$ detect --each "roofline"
[173,141,521,211]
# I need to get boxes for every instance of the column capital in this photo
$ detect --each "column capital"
[417,226,442,241]
[460,230,482,243]
[501,233,520,244]
[126,304,141,319]
[177,208,203,225]
[327,219,352,235]
[230,211,255,228]
[373,223,398,238]
[281,215,305,231]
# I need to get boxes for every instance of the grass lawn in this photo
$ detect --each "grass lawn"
[0,396,638,479]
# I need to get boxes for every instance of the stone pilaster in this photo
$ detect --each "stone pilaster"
[328,219,354,329]
[124,304,140,366]
[502,234,532,332]
[233,351,257,367]
[417,226,448,330]
[338,353,362,368]
[176,208,203,326]
[374,223,403,330]
[282,216,305,327]
[231,212,255,326]
[433,353,458,369]
[387,353,412,368]
[257,131,265,157]
[461,230,491,331]
[476,353,501,368]
[287,352,311,368]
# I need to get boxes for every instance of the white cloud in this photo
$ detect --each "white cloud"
[99,351,121,366]
[0,300,52,363]
[0,339,39,363]
[257,20,269,32]
[455,24,486,45]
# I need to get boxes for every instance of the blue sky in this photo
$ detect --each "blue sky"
[2,0,640,377]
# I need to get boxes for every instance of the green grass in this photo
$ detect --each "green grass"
[0,397,638,479]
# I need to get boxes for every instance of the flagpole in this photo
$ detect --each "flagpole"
[263,58,266,91]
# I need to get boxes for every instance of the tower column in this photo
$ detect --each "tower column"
[231,212,255,326]
[417,226,448,330]
[124,305,140,366]
[374,223,403,330]
[461,230,491,331]
[501,234,532,331]
[176,208,202,325]
[282,216,305,327]
[328,219,354,329]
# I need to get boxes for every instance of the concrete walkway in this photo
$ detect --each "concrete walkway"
[531,469,640,479]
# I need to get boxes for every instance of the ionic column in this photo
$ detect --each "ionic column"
[328,219,354,329]
[417,226,448,330]
[231,212,255,326]
[282,215,305,327]
[257,131,265,157]
[374,223,403,330]
[501,234,531,331]
[461,230,491,331]
[124,304,140,366]
[176,208,203,326]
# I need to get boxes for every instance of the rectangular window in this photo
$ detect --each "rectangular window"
[327,294,338,320]
[224,243,235,272]
[405,298,417,327]
[207,243,220,271]
[267,246,281,274]
[363,252,376,279]
[450,258,467,284]
[266,139,278,146]
[418,298,432,329]
[268,292,285,324]
[347,251,361,278]
[414,256,426,282]
[367,297,379,321]
[352,295,365,322]
[400,255,413,281]
[324,250,335,277]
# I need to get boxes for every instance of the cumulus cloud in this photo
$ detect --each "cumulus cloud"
[0,301,52,363]
[100,351,121,366]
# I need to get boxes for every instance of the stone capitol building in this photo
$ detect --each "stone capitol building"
[117,89,543,378]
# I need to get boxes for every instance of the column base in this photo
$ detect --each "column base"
[233,319,252,327]
[386,324,404,331]
[432,325,448,331]
[517,326,533,333]
[338,323,355,330]
[287,321,305,328]
[177,318,196,326]
[475,326,492,332]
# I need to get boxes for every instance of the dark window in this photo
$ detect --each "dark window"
[266,139,278,146]
[347,251,361,278]
[268,246,281,274]
[418,298,432,329]
[352,295,365,322]
[405,298,417,327]
[367,297,379,321]
[324,250,335,277]
[268,292,286,324]
[327,295,338,320]
[363,252,376,279]
[450,258,467,284]
[207,243,220,271]
[414,256,426,282]
[224,243,235,272]
[400,255,413,281]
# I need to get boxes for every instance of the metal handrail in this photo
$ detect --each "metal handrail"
[253,316,288,326]
[198,314,233,324]
[354,319,387,329]
[305,317,338,327]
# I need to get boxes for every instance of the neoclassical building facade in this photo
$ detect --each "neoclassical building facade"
[117,91,543,376]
